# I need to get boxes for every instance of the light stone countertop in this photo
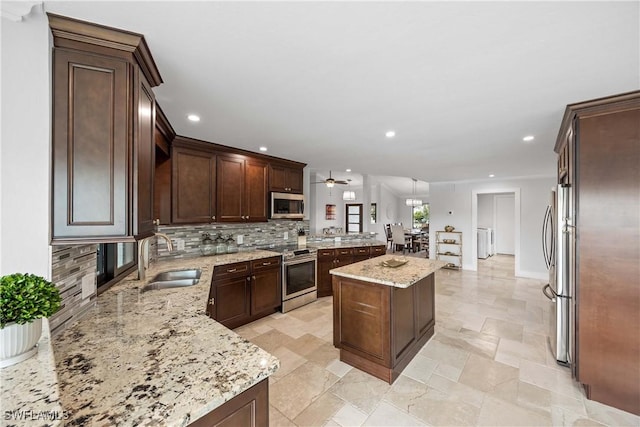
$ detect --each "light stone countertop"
[0,319,64,427]
[308,240,387,250]
[330,254,446,288]
[51,250,281,427]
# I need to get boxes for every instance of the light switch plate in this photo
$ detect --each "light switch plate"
[237,234,244,244]
[176,239,185,251]
[284,232,289,240]
[81,273,95,299]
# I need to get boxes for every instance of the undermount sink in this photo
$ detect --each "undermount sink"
[141,269,202,292]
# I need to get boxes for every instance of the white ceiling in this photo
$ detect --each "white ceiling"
[45,1,639,195]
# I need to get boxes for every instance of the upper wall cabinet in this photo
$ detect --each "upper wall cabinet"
[269,163,303,193]
[217,155,269,223]
[49,14,162,244]
[171,140,217,224]
[168,137,305,224]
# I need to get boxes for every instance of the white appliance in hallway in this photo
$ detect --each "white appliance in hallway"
[477,227,494,259]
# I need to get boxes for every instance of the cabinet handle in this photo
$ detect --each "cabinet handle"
[262,262,271,266]
[209,298,215,305]
[212,216,216,221]
[246,276,250,282]
[153,219,160,226]
[252,275,256,280]
[228,268,237,273]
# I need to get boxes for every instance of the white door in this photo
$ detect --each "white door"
[495,194,515,255]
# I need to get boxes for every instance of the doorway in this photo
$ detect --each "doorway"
[471,189,520,275]
[345,204,363,233]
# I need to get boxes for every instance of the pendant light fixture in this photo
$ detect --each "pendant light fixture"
[405,178,422,206]
[343,179,355,201]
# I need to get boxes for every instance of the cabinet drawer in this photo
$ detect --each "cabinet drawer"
[318,249,336,259]
[213,261,250,279]
[337,248,354,256]
[354,247,370,256]
[251,256,281,271]
[370,246,386,256]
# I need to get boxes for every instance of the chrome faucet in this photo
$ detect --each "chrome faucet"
[138,232,174,280]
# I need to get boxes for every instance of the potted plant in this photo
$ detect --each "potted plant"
[0,273,61,367]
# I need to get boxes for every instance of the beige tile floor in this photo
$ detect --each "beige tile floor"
[234,254,640,426]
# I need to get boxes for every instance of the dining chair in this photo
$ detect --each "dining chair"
[419,233,430,258]
[384,224,393,249]
[391,225,410,254]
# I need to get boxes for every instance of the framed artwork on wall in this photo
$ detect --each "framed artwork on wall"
[325,204,336,220]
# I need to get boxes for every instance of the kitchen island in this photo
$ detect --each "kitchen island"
[330,255,445,384]
[50,251,281,427]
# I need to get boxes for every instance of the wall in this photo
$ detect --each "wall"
[429,176,554,279]
[477,194,494,228]
[0,5,51,278]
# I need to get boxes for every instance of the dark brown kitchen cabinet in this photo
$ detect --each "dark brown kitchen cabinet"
[49,14,162,244]
[269,163,304,193]
[318,245,386,297]
[207,257,281,329]
[153,104,175,226]
[555,91,640,416]
[188,378,268,427]
[172,143,217,224]
[250,257,282,315]
[217,156,269,223]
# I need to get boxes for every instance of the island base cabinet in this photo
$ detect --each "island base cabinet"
[332,274,435,384]
[188,379,268,427]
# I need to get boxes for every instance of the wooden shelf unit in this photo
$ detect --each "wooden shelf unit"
[436,231,462,270]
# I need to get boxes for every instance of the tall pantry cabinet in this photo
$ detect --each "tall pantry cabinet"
[49,14,162,243]
[556,91,639,416]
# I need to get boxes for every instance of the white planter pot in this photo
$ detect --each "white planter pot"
[0,318,42,368]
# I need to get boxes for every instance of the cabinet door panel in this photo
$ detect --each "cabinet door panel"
[287,167,303,193]
[217,156,244,222]
[214,277,250,327]
[269,164,287,192]
[172,148,216,223]
[251,268,281,314]
[317,254,334,297]
[134,72,155,237]
[52,49,129,239]
[415,274,435,337]
[245,160,268,222]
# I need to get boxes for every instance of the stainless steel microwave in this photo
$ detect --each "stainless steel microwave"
[270,192,304,219]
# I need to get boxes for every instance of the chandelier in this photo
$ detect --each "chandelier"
[405,178,422,206]
[342,179,355,201]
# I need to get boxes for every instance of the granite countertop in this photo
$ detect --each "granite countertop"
[309,240,387,250]
[51,250,281,427]
[0,319,65,427]
[330,254,446,288]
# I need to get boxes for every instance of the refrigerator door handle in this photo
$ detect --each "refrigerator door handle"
[543,283,556,302]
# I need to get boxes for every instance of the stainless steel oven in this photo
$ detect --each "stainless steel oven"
[281,249,317,313]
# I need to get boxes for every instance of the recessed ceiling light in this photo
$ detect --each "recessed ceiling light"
[489,174,495,178]
[385,130,396,138]
[187,114,200,122]
[345,169,351,172]
[523,135,535,142]
[259,146,267,152]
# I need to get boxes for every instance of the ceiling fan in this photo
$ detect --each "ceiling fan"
[312,171,348,187]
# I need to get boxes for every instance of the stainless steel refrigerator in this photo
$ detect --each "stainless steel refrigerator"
[542,184,574,367]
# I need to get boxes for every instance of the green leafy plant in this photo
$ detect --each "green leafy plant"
[0,273,61,328]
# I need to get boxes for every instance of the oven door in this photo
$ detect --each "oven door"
[283,257,317,301]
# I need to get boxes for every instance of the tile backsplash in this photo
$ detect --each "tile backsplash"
[49,244,97,336]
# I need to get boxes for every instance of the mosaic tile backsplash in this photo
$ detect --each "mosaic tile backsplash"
[49,244,97,336]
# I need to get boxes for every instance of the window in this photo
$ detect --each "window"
[345,203,363,234]
[412,204,430,229]
[97,242,137,293]
[370,203,377,224]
